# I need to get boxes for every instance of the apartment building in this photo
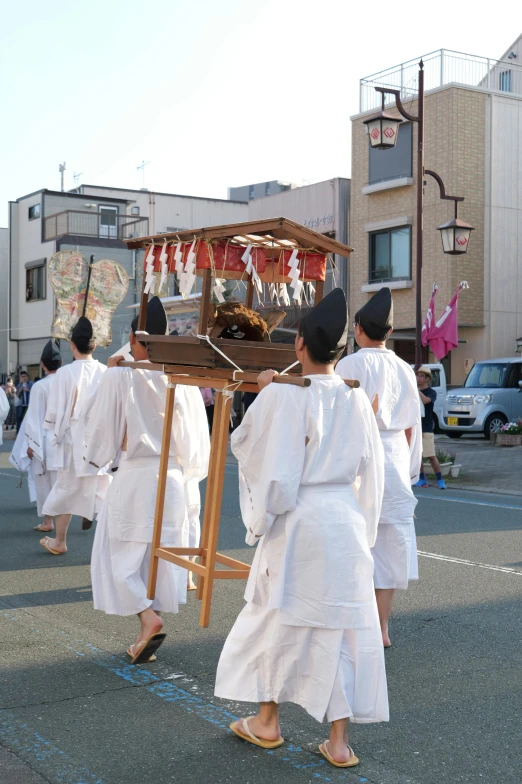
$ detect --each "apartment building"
[351,38,522,383]
[5,187,247,377]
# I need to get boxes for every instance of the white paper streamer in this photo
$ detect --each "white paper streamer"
[159,241,168,290]
[214,278,226,303]
[144,244,156,294]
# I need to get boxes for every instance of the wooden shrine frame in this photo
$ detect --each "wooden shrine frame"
[123,217,353,627]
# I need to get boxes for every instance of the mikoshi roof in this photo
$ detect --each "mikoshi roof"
[123,217,353,258]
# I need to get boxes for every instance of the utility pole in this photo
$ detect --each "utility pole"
[137,160,151,188]
[59,162,66,191]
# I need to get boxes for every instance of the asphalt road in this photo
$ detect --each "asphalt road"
[0,448,521,784]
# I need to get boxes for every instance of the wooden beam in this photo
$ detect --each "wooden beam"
[214,553,251,570]
[245,277,254,309]
[213,570,251,579]
[198,267,212,335]
[147,383,176,600]
[314,279,325,304]
[198,392,233,626]
[123,217,353,258]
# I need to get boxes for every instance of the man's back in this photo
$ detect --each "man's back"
[336,348,420,432]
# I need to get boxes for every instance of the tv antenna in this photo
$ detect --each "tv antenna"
[73,171,83,188]
[137,159,151,188]
[59,162,66,191]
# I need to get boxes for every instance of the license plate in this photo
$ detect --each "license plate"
[447,417,458,426]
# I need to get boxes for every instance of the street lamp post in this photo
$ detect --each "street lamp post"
[363,61,474,367]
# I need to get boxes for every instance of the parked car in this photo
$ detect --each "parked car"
[411,362,446,433]
[441,358,522,439]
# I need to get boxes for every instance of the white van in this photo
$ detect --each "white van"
[410,362,447,433]
[441,358,522,439]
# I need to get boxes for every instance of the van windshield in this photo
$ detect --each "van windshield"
[464,363,509,388]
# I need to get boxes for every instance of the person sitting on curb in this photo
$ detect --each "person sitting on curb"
[413,366,446,490]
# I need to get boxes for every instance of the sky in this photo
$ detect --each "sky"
[0,0,519,225]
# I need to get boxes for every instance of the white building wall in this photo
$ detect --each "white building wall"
[10,196,56,346]
[0,227,8,377]
[80,186,248,234]
[247,179,337,234]
[488,93,522,358]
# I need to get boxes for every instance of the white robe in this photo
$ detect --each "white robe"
[0,388,9,445]
[84,364,210,616]
[42,359,110,519]
[215,375,389,724]
[9,375,58,517]
[336,348,422,589]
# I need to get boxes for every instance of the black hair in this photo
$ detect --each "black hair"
[72,339,95,355]
[42,359,62,372]
[130,316,147,347]
[297,321,343,365]
[353,313,392,341]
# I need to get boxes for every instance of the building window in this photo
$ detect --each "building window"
[368,122,412,184]
[499,70,511,92]
[28,204,41,220]
[131,206,140,215]
[25,259,46,301]
[248,185,255,200]
[369,226,411,283]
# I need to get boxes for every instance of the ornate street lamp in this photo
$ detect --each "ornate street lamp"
[437,218,475,255]
[363,96,403,149]
[424,169,475,256]
[364,65,476,366]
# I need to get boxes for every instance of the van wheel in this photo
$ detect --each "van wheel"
[447,432,462,439]
[433,413,440,434]
[484,413,507,440]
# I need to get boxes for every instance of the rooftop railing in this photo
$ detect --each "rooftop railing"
[44,210,149,241]
[359,49,522,113]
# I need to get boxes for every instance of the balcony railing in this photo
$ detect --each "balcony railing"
[44,210,149,241]
[360,49,522,113]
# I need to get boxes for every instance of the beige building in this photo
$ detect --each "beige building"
[351,41,522,383]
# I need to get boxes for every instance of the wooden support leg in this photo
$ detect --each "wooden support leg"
[147,382,176,600]
[314,279,325,304]
[198,268,212,335]
[245,277,255,309]
[195,390,223,602]
[197,391,233,627]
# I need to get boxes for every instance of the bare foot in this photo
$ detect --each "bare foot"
[382,630,391,648]
[136,608,164,647]
[242,714,281,743]
[41,536,67,554]
[325,738,356,764]
[187,575,197,590]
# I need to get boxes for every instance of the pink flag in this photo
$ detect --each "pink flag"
[428,282,468,361]
[421,284,438,346]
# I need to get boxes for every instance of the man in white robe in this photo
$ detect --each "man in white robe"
[9,340,63,531]
[85,297,210,664]
[215,289,387,769]
[40,317,110,556]
[336,287,422,648]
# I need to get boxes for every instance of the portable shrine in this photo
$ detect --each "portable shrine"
[123,218,353,626]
